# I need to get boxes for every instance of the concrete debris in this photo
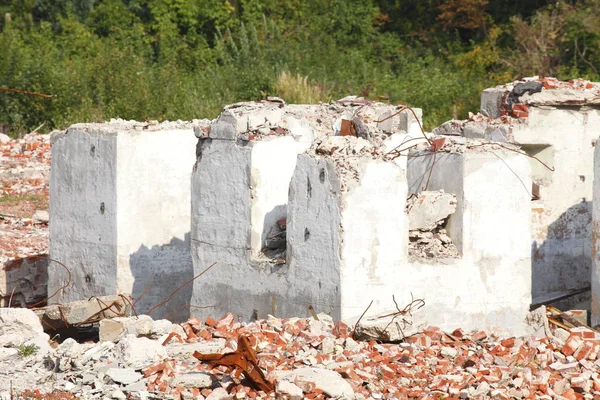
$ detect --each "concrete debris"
[432,120,465,136]
[32,209,49,224]
[171,372,213,388]
[406,191,459,260]
[35,294,133,330]
[118,335,168,369]
[262,218,287,260]
[354,306,428,342]
[407,190,457,231]
[0,310,600,399]
[99,315,177,342]
[276,380,303,399]
[409,228,459,259]
[0,254,48,307]
[272,367,355,399]
[0,307,44,346]
[106,368,143,385]
[311,135,387,191]
[200,98,421,143]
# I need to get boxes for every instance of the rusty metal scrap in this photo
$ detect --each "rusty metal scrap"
[340,119,356,136]
[193,335,274,393]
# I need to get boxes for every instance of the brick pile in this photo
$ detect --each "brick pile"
[109,312,600,399]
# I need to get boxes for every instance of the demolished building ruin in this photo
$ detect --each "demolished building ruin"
[40,78,600,336]
[1,76,600,398]
[436,78,600,313]
[0,77,596,336]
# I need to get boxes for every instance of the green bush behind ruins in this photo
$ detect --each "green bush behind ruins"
[1,0,599,137]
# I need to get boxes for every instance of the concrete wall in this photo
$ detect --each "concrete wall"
[479,85,600,309]
[190,136,311,320]
[515,106,598,308]
[50,121,199,320]
[407,149,532,334]
[591,143,600,326]
[50,128,119,300]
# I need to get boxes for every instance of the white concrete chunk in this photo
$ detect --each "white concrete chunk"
[275,367,354,399]
[166,340,226,360]
[0,308,44,347]
[106,368,142,385]
[276,380,303,399]
[116,335,167,370]
[354,307,427,342]
[171,372,213,389]
[407,190,457,231]
[35,295,133,328]
[99,315,154,342]
[205,387,232,400]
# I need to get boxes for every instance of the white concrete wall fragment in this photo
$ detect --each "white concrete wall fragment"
[513,106,599,307]
[407,149,532,335]
[591,142,600,326]
[190,137,317,321]
[407,191,457,231]
[49,120,201,320]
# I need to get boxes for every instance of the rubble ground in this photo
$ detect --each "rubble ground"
[0,132,50,264]
[2,306,600,400]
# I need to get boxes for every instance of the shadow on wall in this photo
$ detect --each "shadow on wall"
[129,233,194,322]
[531,200,592,311]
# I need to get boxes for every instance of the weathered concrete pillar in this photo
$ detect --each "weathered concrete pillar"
[49,120,203,320]
[190,104,314,321]
[407,144,532,334]
[287,141,408,321]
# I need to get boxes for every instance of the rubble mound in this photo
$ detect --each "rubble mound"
[1,307,600,399]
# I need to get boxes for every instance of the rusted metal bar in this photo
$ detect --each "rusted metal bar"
[0,87,55,98]
[193,335,274,393]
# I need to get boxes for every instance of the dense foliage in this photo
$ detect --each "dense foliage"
[0,0,599,136]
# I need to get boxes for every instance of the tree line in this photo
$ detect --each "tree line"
[1,0,598,136]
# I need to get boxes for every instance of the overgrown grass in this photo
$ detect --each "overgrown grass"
[0,195,47,204]
[17,343,39,357]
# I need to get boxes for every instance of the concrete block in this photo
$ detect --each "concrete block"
[407,190,457,231]
[287,149,408,322]
[190,107,329,322]
[0,307,44,347]
[354,307,427,342]
[0,255,48,307]
[480,88,506,118]
[171,372,213,389]
[477,80,600,309]
[49,119,206,320]
[99,315,154,342]
[512,106,599,308]
[116,335,167,369]
[35,294,133,329]
[463,121,487,139]
[272,368,355,400]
